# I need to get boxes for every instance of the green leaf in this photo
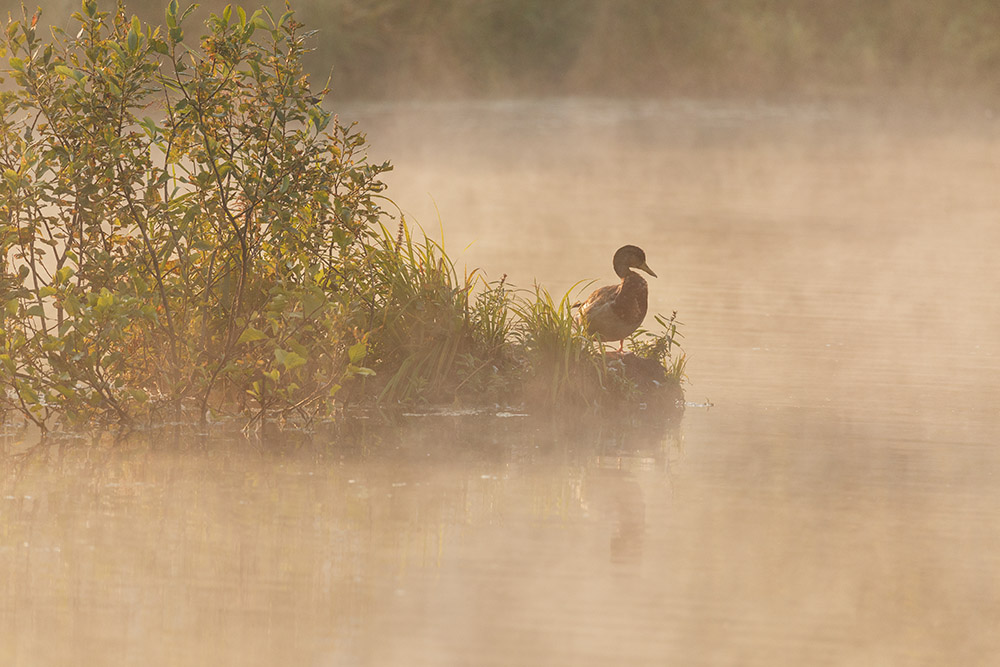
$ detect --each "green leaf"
[236,326,267,345]
[38,286,57,298]
[17,384,39,405]
[96,289,114,309]
[348,340,366,365]
[140,116,160,139]
[275,348,306,371]
[55,266,74,284]
[182,203,200,224]
[63,294,80,316]
[300,291,325,317]
[54,65,86,85]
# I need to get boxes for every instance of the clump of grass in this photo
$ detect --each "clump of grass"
[355,221,473,403]
[510,282,607,407]
[457,272,517,398]
[348,220,518,406]
[470,273,513,360]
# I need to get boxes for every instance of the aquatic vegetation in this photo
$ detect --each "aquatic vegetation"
[0,1,685,431]
[510,282,606,407]
[352,221,513,405]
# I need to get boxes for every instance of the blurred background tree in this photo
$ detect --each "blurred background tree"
[5,0,1000,100]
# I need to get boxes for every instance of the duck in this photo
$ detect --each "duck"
[576,245,657,352]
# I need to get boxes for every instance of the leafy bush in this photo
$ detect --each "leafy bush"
[1,0,388,429]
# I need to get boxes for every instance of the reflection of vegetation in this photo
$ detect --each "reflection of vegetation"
[0,2,684,431]
[0,410,683,664]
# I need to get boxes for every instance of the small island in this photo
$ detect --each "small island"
[0,2,685,434]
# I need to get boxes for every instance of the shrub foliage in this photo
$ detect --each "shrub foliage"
[1,0,393,428]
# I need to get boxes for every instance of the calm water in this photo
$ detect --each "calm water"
[3,99,1000,665]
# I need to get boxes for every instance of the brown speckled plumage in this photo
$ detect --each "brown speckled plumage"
[577,245,656,351]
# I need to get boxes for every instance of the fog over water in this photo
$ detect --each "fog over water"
[355,99,1000,418]
[3,98,1000,665]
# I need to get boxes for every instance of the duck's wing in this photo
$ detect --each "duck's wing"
[578,284,627,337]
[578,284,620,318]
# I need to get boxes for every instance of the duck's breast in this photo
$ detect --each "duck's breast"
[611,273,648,330]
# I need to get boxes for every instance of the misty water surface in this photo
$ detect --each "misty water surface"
[2,99,999,666]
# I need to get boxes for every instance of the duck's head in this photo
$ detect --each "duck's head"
[613,245,657,279]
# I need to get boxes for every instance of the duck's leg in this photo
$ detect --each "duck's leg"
[618,339,624,353]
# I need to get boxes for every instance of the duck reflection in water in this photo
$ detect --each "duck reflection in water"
[583,467,646,564]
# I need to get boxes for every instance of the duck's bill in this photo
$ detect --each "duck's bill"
[638,261,657,278]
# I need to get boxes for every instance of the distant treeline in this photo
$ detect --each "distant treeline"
[9,0,1000,98]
